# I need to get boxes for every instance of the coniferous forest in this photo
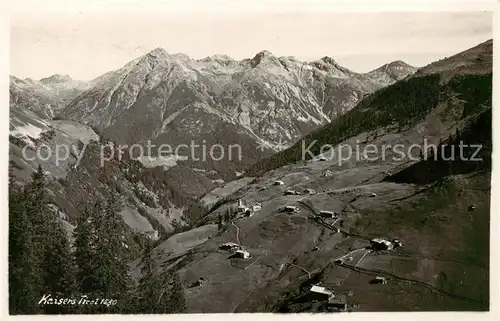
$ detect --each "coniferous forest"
[9,165,186,314]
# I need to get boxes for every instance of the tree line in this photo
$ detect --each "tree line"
[9,165,186,314]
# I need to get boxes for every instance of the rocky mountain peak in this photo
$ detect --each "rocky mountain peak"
[370,60,415,73]
[319,56,337,65]
[366,60,417,85]
[200,54,234,62]
[24,77,38,84]
[387,60,411,68]
[310,56,351,75]
[146,47,169,58]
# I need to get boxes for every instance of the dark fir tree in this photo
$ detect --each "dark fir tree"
[217,214,223,231]
[41,219,77,314]
[74,204,98,298]
[161,271,186,313]
[91,191,130,312]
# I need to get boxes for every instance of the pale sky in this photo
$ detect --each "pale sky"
[10,11,492,81]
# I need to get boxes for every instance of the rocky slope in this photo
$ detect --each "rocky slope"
[129,39,491,312]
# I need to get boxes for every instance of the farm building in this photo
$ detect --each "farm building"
[370,238,394,251]
[237,199,249,213]
[237,206,249,213]
[318,210,337,219]
[235,249,250,259]
[219,242,241,251]
[391,239,403,248]
[274,180,284,186]
[283,205,300,213]
[303,285,334,302]
[371,276,387,284]
[334,258,344,265]
[252,203,262,211]
[305,188,316,195]
[192,277,206,287]
[327,295,347,311]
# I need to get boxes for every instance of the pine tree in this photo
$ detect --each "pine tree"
[162,271,186,313]
[41,219,77,314]
[217,214,223,231]
[12,165,52,313]
[133,243,187,313]
[9,165,77,314]
[92,191,130,313]
[74,204,97,297]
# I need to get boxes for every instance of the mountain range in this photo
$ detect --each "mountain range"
[12,50,416,178]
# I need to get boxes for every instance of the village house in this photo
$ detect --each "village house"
[334,258,344,265]
[305,188,316,195]
[371,276,387,284]
[219,242,241,251]
[252,202,262,211]
[237,199,249,214]
[283,205,300,213]
[327,295,347,311]
[192,277,206,287]
[318,210,337,219]
[303,285,334,302]
[391,239,403,248]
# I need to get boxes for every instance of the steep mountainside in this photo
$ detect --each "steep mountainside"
[56,50,415,178]
[10,75,89,119]
[131,39,491,312]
